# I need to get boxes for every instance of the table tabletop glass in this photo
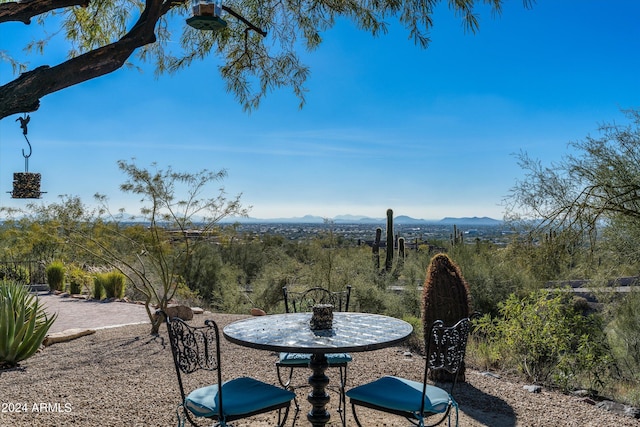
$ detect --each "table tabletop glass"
[222,312,413,354]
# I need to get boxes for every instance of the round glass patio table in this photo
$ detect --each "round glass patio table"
[222,312,413,427]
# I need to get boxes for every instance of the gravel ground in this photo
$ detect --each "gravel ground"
[1,313,638,427]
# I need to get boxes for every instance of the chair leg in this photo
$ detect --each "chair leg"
[351,402,364,427]
[277,365,295,389]
[337,366,347,427]
[291,395,301,421]
[276,404,292,427]
[277,365,301,414]
[175,404,186,427]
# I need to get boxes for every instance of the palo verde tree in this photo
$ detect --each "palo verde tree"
[100,159,248,334]
[0,0,533,120]
[58,160,248,334]
[506,109,640,254]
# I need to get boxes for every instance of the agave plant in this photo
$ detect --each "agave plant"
[0,281,56,368]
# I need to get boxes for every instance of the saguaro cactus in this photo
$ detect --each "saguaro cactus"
[372,227,382,270]
[451,224,464,246]
[385,209,394,272]
[421,253,472,381]
[395,237,405,271]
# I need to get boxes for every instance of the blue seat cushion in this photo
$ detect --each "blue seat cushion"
[346,376,451,414]
[184,376,295,418]
[278,352,352,366]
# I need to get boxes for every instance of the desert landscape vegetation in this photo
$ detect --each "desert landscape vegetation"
[2,114,640,424]
[2,0,640,425]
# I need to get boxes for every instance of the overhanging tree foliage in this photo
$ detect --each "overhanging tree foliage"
[0,0,533,120]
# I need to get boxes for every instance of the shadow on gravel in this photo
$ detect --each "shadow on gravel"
[456,381,516,427]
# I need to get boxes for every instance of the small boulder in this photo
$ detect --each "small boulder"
[596,400,640,419]
[250,308,267,316]
[164,304,194,321]
[481,371,501,379]
[523,385,542,393]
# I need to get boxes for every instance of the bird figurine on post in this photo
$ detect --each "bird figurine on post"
[16,114,30,135]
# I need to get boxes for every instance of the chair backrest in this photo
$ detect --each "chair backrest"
[282,285,352,313]
[421,317,471,405]
[160,312,225,419]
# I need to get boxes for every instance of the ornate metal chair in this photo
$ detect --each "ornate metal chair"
[160,311,295,427]
[346,317,471,427]
[277,285,352,426]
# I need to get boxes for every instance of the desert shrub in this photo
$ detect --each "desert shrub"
[111,271,126,299]
[466,313,503,372]
[447,241,541,317]
[0,280,56,368]
[487,290,611,389]
[249,276,290,314]
[402,315,424,354]
[174,281,201,307]
[353,283,386,314]
[0,265,30,285]
[45,262,65,292]
[607,289,640,384]
[101,271,126,299]
[385,285,421,320]
[92,274,105,300]
[67,266,91,295]
[181,243,233,308]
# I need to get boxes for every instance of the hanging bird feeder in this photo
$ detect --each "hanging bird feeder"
[187,0,227,31]
[10,115,46,199]
[186,2,268,38]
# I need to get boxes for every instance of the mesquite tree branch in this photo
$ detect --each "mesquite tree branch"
[0,0,179,119]
[0,0,89,24]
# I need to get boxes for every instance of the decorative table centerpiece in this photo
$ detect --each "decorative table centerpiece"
[310,304,333,330]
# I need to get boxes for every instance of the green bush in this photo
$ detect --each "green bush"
[402,315,424,354]
[92,274,106,300]
[607,289,640,384]
[466,314,503,372]
[481,290,611,390]
[45,262,65,292]
[111,271,126,299]
[67,266,91,295]
[0,265,30,285]
[0,280,56,368]
[100,271,126,299]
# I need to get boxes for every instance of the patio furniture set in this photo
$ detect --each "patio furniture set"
[159,286,472,427]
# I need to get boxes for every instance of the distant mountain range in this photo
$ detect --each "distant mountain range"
[221,215,503,226]
[1,213,503,227]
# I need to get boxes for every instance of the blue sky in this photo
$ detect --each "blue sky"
[1,1,639,220]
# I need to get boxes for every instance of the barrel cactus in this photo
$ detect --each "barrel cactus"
[421,253,472,381]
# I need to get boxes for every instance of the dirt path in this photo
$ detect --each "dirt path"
[37,292,150,333]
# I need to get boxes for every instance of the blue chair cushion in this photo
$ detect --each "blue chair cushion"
[346,375,451,414]
[185,376,295,418]
[278,352,352,366]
